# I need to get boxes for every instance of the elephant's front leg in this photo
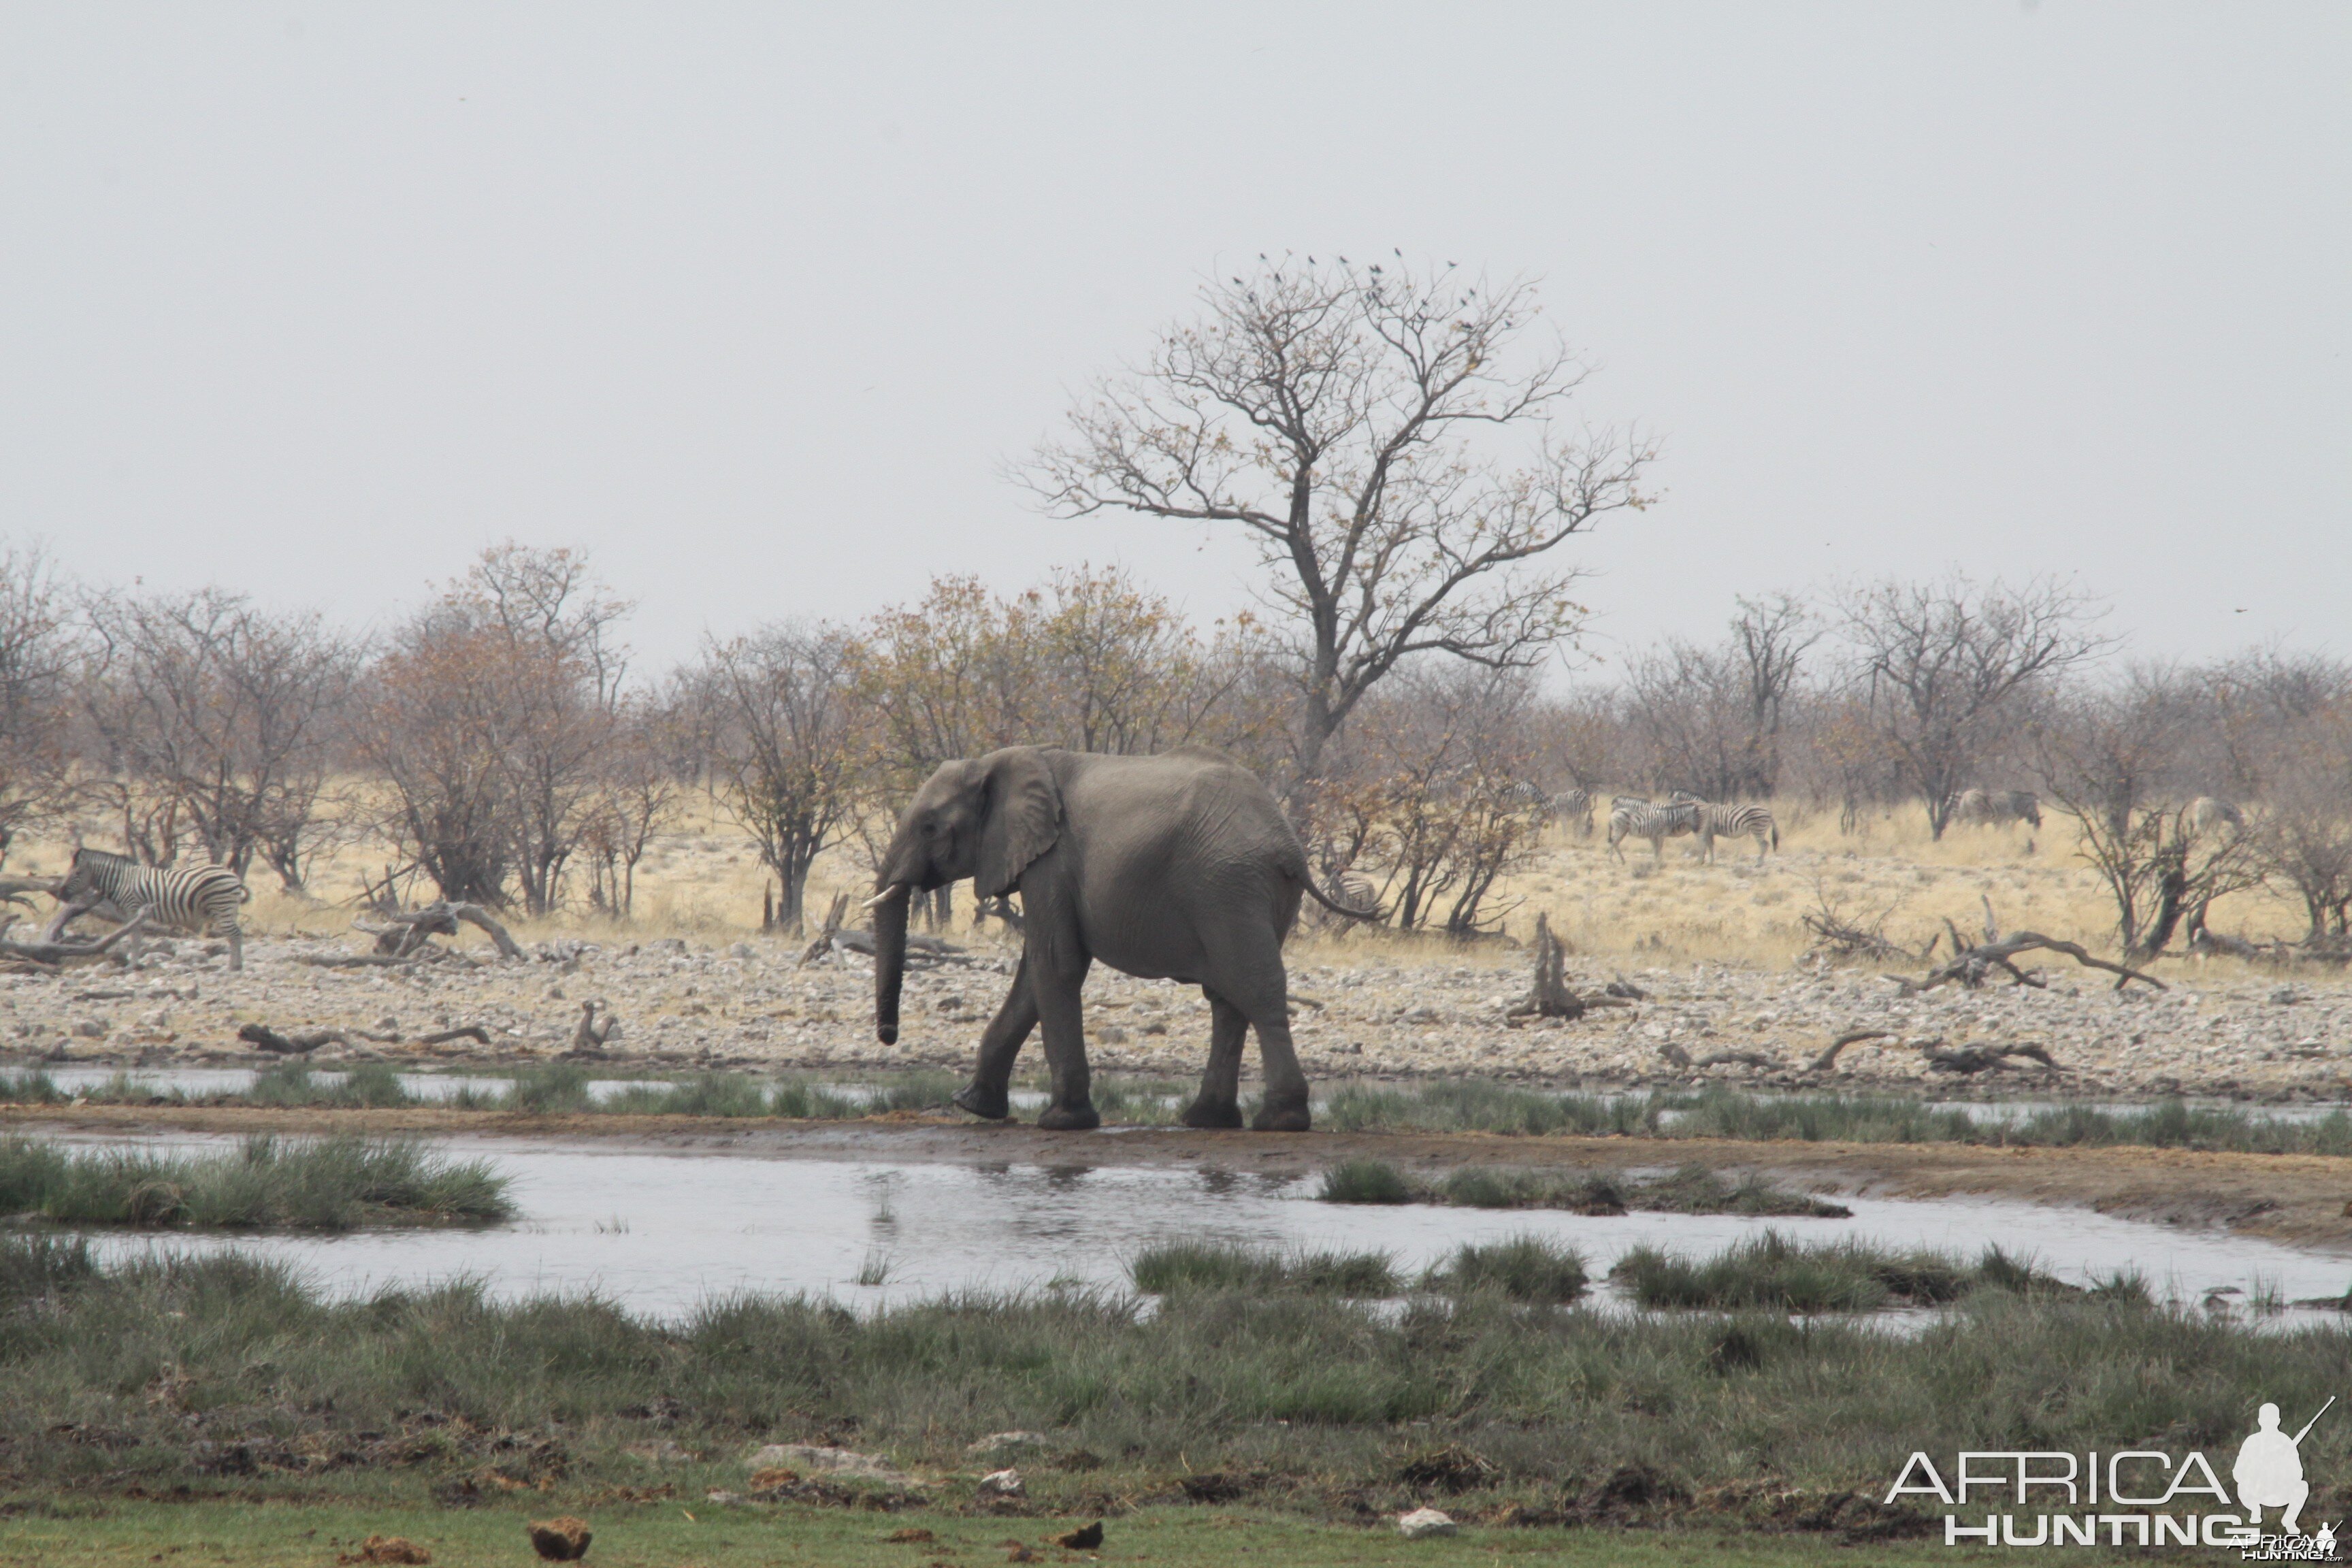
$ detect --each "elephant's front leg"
[951,951,1039,1121]
[1179,988,1247,1129]
[1030,945,1100,1132]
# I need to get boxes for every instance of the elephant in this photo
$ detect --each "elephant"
[866,745,1367,1132]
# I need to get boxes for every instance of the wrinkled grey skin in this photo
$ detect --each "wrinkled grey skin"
[870,745,1355,1132]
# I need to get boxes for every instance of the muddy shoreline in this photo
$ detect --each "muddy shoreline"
[13,1100,2352,1256]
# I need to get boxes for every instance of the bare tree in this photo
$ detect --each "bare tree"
[2034,670,2262,956]
[1027,258,1654,781]
[1838,574,2106,837]
[2242,687,2352,943]
[0,546,79,860]
[1728,592,1818,797]
[698,624,864,934]
[360,621,515,906]
[1318,664,1548,935]
[466,546,629,915]
[1620,593,1816,801]
[2259,768,2352,943]
[359,545,628,911]
[82,587,355,888]
[583,696,684,921]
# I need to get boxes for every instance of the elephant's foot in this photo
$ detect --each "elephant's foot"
[1035,1102,1102,1132]
[1251,1098,1312,1133]
[951,1082,1012,1121]
[1178,1098,1245,1130]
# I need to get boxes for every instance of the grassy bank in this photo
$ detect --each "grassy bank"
[1130,1236,1588,1303]
[1607,1233,2091,1313]
[2,1237,2347,1539]
[1326,1079,2352,1155]
[0,1133,510,1228]
[1319,1157,1850,1218]
[12,1064,2352,1160]
[0,1499,2032,1568]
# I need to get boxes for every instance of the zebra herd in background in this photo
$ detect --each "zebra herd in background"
[1603,792,1778,865]
[1502,779,1780,866]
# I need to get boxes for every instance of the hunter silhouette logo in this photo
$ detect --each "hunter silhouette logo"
[1884,1392,2342,1552]
[2238,1397,2333,1537]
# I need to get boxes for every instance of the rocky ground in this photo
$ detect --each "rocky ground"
[2,920,2347,1102]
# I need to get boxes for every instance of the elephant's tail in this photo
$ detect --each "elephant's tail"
[1298,874,1382,923]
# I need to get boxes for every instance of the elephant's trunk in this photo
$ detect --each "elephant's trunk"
[872,884,911,1045]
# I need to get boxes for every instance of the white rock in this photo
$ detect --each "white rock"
[966,1431,1049,1456]
[747,1443,911,1482]
[1396,1506,1458,1537]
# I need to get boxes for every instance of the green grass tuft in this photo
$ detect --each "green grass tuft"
[1316,1158,1415,1204]
[1610,1234,2080,1313]
[1130,1239,1400,1297]
[0,1070,70,1105]
[502,1062,595,1113]
[0,1132,512,1229]
[1426,1235,1588,1302]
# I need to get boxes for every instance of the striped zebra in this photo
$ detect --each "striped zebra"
[1688,800,1778,864]
[1502,780,1554,821]
[57,847,248,970]
[1946,788,2042,830]
[1607,796,1699,863]
[1307,869,1381,932]
[1548,786,1595,838]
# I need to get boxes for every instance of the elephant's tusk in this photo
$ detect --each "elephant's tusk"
[861,884,904,911]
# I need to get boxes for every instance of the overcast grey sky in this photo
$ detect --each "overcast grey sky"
[1,4,2344,674]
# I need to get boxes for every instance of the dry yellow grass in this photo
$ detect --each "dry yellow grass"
[5,787,2332,992]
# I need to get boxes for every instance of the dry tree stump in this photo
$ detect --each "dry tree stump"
[1505,915,1631,1025]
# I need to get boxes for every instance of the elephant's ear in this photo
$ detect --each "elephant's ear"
[975,748,1062,898]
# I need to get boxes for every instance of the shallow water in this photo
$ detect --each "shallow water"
[34,1067,656,1105]
[27,1067,2349,1125]
[38,1129,2352,1324]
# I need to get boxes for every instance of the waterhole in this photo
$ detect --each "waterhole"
[28,1129,2349,1323]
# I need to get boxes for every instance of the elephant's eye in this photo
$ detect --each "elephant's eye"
[923,819,946,839]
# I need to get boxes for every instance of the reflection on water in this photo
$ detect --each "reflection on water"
[28,1066,1048,1111]
[30,1067,2352,1128]
[31,1128,2352,1324]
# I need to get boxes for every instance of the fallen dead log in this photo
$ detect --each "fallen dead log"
[1886,930,2164,994]
[417,1024,491,1047]
[297,953,419,969]
[0,911,149,968]
[2190,929,2352,968]
[1693,1049,1778,1070]
[824,928,983,965]
[1807,1029,1897,1075]
[0,875,60,907]
[355,901,524,961]
[41,897,107,944]
[1918,1041,2061,1075]
[238,1023,358,1056]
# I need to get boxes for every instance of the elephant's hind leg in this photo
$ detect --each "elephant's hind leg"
[1245,1010,1313,1132]
[1178,989,1247,1129]
[953,952,1039,1121]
